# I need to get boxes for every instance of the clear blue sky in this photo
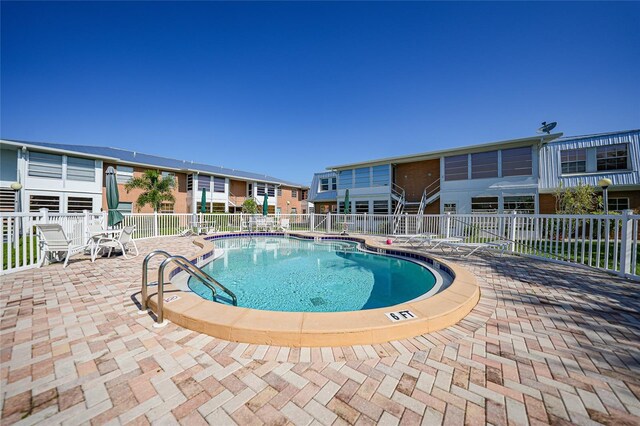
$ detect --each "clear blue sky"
[2,2,639,185]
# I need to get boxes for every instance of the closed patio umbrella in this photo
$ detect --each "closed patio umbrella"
[200,188,207,213]
[263,192,269,216]
[105,166,123,227]
[343,189,350,214]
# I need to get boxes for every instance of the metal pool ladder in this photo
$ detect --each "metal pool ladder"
[139,250,238,327]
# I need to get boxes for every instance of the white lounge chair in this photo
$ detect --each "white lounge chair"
[36,224,89,268]
[179,227,196,237]
[92,226,139,261]
[280,218,290,232]
[438,240,510,257]
[255,217,272,231]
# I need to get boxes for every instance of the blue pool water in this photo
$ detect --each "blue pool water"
[188,236,437,312]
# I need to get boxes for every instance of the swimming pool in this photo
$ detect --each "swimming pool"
[187,236,443,312]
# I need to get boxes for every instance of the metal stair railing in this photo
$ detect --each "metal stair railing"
[140,251,238,327]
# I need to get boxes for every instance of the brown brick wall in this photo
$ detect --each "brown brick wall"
[277,186,304,213]
[425,199,440,214]
[102,163,188,213]
[394,159,440,202]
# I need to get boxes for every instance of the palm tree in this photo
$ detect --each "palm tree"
[124,170,176,212]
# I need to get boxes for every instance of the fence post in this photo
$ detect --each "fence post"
[102,210,108,229]
[445,212,451,238]
[310,213,315,231]
[509,211,518,253]
[620,209,633,275]
[83,210,90,241]
[403,213,407,235]
[327,212,331,234]
[154,211,159,237]
[39,208,49,224]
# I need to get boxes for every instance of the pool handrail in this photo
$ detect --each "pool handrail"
[141,250,172,311]
[155,254,238,326]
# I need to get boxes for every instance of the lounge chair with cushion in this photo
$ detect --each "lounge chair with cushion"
[36,224,89,268]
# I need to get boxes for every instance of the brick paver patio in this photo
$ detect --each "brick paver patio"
[1,236,639,425]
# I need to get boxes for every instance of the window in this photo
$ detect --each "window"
[0,189,16,212]
[291,189,298,198]
[372,165,390,186]
[355,201,369,213]
[471,151,498,179]
[561,149,587,174]
[247,183,253,197]
[256,183,275,197]
[213,177,225,193]
[211,202,225,213]
[320,178,336,191]
[159,202,174,213]
[291,207,297,214]
[608,198,630,212]
[196,202,210,213]
[302,190,308,200]
[444,203,457,214]
[116,202,132,214]
[276,207,281,214]
[502,147,532,177]
[444,155,468,181]
[471,197,498,213]
[373,200,388,214]
[29,195,60,212]
[277,187,282,196]
[503,196,535,213]
[187,174,194,191]
[198,176,211,191]
[116,166,134,184]
[161,171,174,179]
[354,168,369,188]
[67,156,95,182]
[29,152,63,179]
[338,170,353,189]
[338,202,350,214]
[597,144,628,171]
[67,197,93,212]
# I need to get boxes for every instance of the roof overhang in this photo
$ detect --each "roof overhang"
[1,139,307,188]
[326,133,563,170]
[0,139,121,162]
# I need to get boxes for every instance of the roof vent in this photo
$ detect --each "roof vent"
[133,152,136,157]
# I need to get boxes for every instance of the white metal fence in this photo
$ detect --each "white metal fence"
[1,209,104,275]
[2,210,639,279]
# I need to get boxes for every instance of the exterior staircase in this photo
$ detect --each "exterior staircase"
[392,179,441,235]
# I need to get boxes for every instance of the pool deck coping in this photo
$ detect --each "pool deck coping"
[141,232,480,347]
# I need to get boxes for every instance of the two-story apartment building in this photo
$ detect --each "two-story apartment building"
[0,139,308,214]
[313,129,639,215]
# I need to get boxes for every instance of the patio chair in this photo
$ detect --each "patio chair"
[36,224,89,268]
[394,233,438,247]
[438,240,510,257]
[280,218,290,232]
[92,226,139,261]
[178,227,196,237]
[255,217,270,231]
